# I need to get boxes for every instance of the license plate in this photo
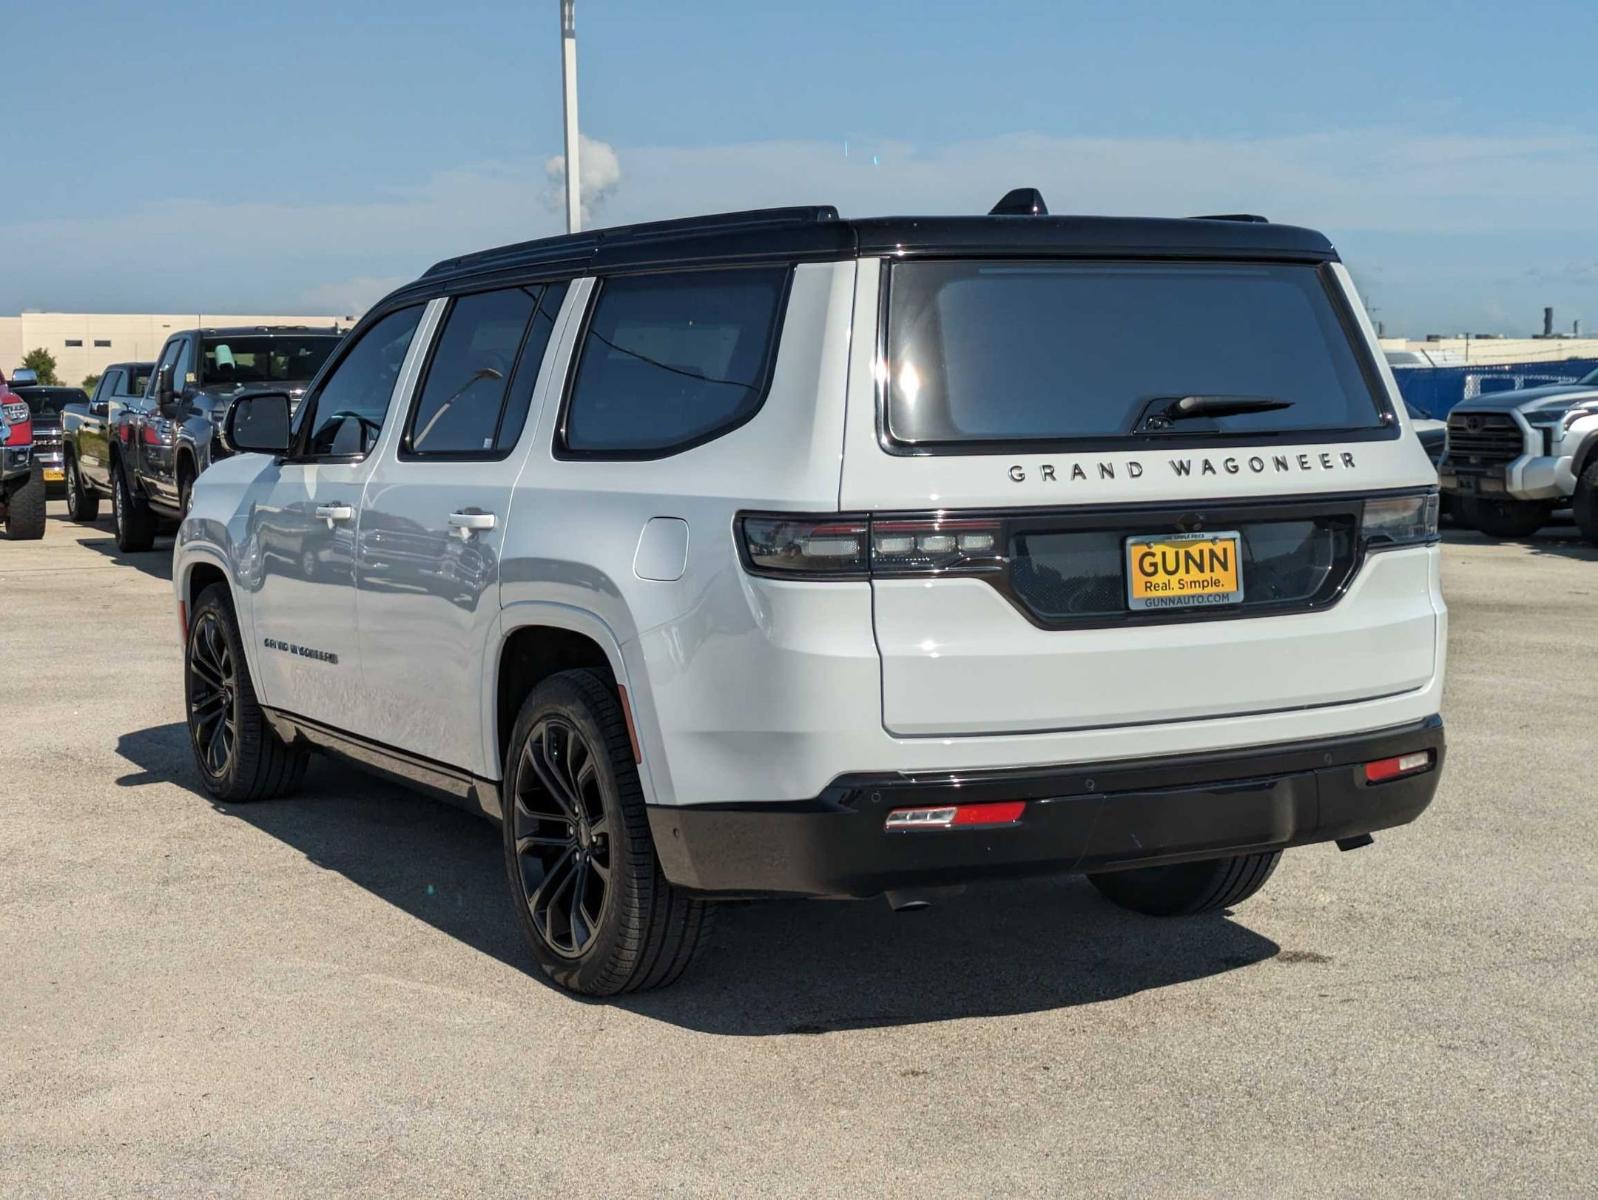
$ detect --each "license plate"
[43,467,63,482]
[1126,531,1244,611]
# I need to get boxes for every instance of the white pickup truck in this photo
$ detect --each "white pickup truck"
[1439,370,1598,538]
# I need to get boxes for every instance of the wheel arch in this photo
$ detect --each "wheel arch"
[175,549,256,679]
[1572,430,1598,482]
[491,605,660,803]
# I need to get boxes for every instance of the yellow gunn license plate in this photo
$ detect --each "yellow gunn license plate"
[1126,531,1244,611]
[43,467,64,482]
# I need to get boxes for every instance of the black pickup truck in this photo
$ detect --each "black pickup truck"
[58,362,153,521]
[68,326,342,550]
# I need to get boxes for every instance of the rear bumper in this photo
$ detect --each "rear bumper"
[648,716,1444,897]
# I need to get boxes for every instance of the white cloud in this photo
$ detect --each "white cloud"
[544,134,622,225]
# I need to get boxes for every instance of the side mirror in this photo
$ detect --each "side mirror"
[90,401,109,418]
[155,364,175,408]
[224,392,292,456]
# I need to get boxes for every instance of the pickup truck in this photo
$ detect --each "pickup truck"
[9,384,87,498]
[100,326,342,550]
[58,361,153,521]
[1440,367,1598,537]
[0,371,44,539]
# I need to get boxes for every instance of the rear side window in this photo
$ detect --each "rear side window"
[561,267,788,457]
[404,282,568,457]
[885,260,1387,448]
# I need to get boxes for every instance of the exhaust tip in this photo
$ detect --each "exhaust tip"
[884,885,967,912]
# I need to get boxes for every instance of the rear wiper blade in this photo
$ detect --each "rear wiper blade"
[1136,394,1293,432]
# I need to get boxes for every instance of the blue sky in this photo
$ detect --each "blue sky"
[2,0,1595,335]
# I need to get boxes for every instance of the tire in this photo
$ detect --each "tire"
[1087,851,1282,917]
[185,582,309,802]
[111,459,156,552]
[3,468,46,540]
[178,459,197,520]
[502,669,711,995]
[64,454,101,522]
[1460,496,1553,539]
[1573,460,1598,546]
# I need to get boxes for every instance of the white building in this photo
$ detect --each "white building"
[0,311,358,386]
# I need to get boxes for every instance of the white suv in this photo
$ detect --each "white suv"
[175,194,1447,995]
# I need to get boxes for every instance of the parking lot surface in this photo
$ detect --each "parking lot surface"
[3,505,1594,1199]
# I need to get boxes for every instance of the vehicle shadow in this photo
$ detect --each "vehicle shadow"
[1440,525,1598,562]
[76,532,175,581]
[118,722,1282,1035]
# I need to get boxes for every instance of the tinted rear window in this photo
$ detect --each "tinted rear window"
[562,267,788,456]
[201,335,340,386]
[14,388,87,418]
[885,261,1385,446]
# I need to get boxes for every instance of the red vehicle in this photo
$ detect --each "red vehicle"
[1,368,46,539]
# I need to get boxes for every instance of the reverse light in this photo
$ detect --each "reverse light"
[884,800,1027,830]
[1363,751,1433,784]
[1361,493,1439,547]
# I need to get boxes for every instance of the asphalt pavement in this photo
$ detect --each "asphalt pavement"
[2,503,1594,1198]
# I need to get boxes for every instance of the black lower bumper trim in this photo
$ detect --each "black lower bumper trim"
[648,716,1445,898]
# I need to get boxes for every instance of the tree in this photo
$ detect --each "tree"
[21,348,59,385]
[82,374,101,392]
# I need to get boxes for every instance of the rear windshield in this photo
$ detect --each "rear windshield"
[13,387,86,418]
[884,260,1387,447]
[201,335,340,386]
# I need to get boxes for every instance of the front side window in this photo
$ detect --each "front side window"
[301,306,424,458]
[562,267,788,456]
[885,260,1388,448]
[202,335,340,387]
[172,338,196,391]
[404,287,540,456]
[150,340,183,401]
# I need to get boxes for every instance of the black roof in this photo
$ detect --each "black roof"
[171,325,345,338]
[418,202,1337,290]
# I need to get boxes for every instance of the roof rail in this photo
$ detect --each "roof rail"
[423,206,839,279]
[1189,213,1269,223]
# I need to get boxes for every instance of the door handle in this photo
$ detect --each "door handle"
[314,503,354,527]
[448,510,497,539]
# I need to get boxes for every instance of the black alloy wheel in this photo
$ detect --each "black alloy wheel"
[513,714,613,958]
[502,669,710,995]
[183,584,308,802]
[187,609,238,779]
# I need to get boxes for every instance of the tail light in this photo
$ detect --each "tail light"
[738,513,1005,579]
[1361,493,1438,548]
[142,423,167,446]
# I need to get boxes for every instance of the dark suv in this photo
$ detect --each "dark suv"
[108,326,342,549]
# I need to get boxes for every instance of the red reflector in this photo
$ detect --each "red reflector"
[1364,751,1432,783]
[885,800,1026,830]
[952,800,1026,826]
